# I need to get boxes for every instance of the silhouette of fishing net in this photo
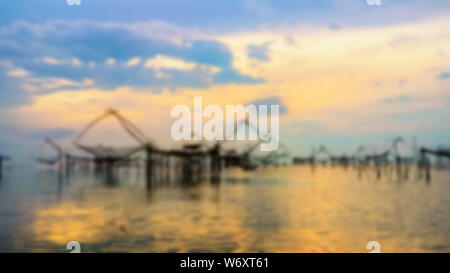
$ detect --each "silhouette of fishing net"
[73,108,151,159]
[35,138,64,166]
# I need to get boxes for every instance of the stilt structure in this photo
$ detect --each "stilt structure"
[261,142,290,166]
[419,147,450,182]
[220,118,288,170]
[73,108,151,172]
[292,148,315,165]
[36,138,64,166]
[32,107,450,187]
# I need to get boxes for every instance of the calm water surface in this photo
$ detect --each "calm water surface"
[0,165,449,252]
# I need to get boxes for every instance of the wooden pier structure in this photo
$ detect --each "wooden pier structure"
[35,108,288,185]
[292,137,450,182]
[418,148,450,182]
[32,109,449,184]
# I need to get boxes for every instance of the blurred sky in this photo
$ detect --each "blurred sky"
[0,0,449,160]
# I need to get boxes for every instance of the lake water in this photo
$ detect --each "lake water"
[0,164,449,252]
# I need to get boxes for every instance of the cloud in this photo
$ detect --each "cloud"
[437,72,450,80]
[105,58,116,66]
[6,68,29,78]
[40,57,82,67]
[381,95,411,104]
[244,0,274,17]
[247,96,287,115]
[389,36,420,49]
[1,7,450,158]
[247,43,271,62]
[398,78,406,86]
[145,55,197,71]
[214,69,264,84]
[328,22,341,31]
[2,0,450,32]
[125,57,141,67]
[41,57,61,65]
[0,20,261,105]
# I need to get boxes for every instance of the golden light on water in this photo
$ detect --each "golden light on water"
[20,166,450,253]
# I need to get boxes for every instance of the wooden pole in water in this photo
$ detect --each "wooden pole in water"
[210,144,221,182]
[145,145,153,189]
[418,148,431,183]
[165,156,171,184]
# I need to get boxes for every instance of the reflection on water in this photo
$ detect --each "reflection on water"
[0,165,449,252]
